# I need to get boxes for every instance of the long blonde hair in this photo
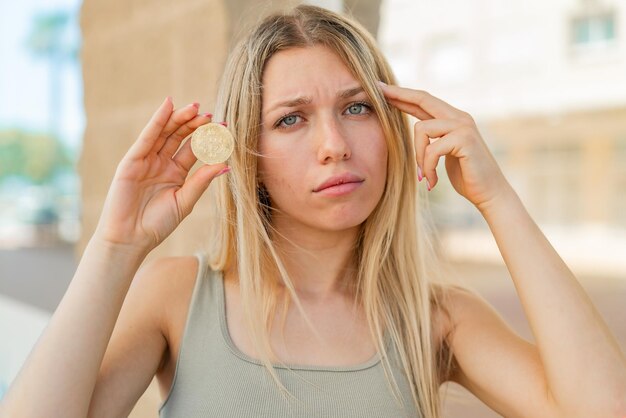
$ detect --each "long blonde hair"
[205,5,458,417]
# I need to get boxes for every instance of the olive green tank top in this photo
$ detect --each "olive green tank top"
[158,252,420,417]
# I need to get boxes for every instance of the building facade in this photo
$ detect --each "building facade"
[378,0,626,275]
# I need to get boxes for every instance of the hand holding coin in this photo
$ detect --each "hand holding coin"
[93,98,230,254]
[190,123,234,165]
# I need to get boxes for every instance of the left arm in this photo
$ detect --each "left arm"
[378,81,626,417]
[477,184,626,417]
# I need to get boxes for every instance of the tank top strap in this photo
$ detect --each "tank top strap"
[185,250,222,342]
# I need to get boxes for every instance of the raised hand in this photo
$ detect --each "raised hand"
[93,97,229,255]
[377,81,513,212]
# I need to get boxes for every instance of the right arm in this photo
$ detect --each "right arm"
[0,239,145,417]
[0,97,228,417]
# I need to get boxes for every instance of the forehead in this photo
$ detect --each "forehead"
[261,45,359,98]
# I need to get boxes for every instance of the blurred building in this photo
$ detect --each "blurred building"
[379,0,626,277]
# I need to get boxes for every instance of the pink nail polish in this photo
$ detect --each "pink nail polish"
[216,166,231,177]
[426,179,431,191]
[417,166,423,182]
[219,121,228,127]
[202,113,213,118]
[190,102,200,108]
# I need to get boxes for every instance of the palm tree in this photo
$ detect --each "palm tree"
[25,10,79,140]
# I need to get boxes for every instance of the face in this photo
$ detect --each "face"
[258,45,388,233]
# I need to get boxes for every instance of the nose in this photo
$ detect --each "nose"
[316,114,351,163]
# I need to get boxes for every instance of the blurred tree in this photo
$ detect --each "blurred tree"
[0,129,72,184]
[25,10,79,139]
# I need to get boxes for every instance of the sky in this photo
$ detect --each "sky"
[0,0,84,154]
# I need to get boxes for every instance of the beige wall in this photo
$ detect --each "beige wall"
[78,1,380,415]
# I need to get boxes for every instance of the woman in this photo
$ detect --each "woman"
[1,4,624,418]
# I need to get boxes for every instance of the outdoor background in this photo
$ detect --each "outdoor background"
[1,0,625,416]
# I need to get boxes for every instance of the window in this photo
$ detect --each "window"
[571,12,616,47]
[530,142,582,225]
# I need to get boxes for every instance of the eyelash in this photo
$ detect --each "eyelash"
[273,101,374,130]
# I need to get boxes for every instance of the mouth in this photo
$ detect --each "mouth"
[314,173,365,193]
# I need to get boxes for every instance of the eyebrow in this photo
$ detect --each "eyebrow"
[264,86,366,115]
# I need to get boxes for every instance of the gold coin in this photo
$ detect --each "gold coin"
[190,123,234,164]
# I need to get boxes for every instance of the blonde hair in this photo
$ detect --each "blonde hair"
[205,4,460,417]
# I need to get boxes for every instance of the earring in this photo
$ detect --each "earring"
[257,182,271,218]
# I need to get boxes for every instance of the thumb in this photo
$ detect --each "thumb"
[175,164,230,218]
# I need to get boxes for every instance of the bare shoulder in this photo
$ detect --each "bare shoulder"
[429,283,558,417]
[87,255,200,416]
[428,283,480,346]
[428,283,506,380]
[138,255,199,292]
[432,283,487,320]
[121,254,201,368]
[136,255,200,345]
[138,254,199,283]
[107,254,201,368]
[429,282,505,362]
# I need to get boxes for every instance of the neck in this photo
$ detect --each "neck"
[271,217,361,303]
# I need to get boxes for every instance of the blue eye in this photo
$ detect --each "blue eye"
[282,115,298,126]
[345,102,371,115]
[275,114,301,129]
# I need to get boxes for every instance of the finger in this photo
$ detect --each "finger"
[387,97,434,121]
[171,136,198,172]
[174,163,230,219]
[422,133,461,190]
[158,112,213,157]
[378,81,464,120]
[126,96,173,159]
[414,121,428,182]
[414,119,465,182]
[149,102,202,154]
[161,102,200,138]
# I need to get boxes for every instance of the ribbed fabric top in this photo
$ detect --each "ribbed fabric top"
[158,252,419,417]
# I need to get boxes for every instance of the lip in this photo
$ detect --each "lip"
[313,172,365,193]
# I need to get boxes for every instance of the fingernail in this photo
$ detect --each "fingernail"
[219,121,228,127]
[426,179,431,191]
[202,112,213,118]
[165,96,172,104]
[189,102,200,108]
[417,166,423,182]
[216,166,231,177]
[377,80,387,86]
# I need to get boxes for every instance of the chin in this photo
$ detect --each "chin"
[273,200,378,233]
[309,210,372,232]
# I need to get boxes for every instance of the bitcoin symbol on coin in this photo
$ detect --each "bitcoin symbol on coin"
[190,123,234,164]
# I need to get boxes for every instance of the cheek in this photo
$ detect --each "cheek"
[257,138,285,182]
[365,133,389,195]
[375,135,388,164]
[257,145,305,199]
[358,127,388,174]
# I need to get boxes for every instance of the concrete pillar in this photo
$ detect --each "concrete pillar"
[78,1,380,416]
[344,0,383,37]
